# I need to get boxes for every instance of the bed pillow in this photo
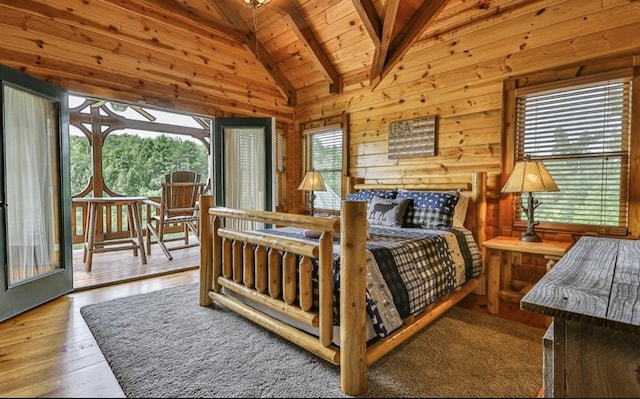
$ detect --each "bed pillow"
[367,196,410,228]
[395,190,459,230]
[345,189,397,202]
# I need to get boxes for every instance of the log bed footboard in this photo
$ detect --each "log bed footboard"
[199,172,487,396]
[198,198,368,392]
[199,198,343,355]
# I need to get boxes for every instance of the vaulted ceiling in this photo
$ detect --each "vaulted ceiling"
[170,0,495,106]
[1,0,523,116]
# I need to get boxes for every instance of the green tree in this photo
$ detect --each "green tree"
[70,132,209,197]
[69,135,92,194]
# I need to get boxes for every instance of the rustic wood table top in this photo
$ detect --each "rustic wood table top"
[522,236,640,332]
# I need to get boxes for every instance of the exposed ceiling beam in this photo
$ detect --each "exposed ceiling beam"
[371,0,400,80]
[71,110,210,141]
[352,0,381,48]
[206,0,297,106]
[376,0,448,88]
[155,0,240,41]
[278,4,343,94]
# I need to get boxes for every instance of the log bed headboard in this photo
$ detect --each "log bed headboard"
[345,171,487,249]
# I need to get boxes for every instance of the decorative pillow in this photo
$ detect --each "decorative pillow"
[395,191,459,230]
[366,196,410,228]
[303,229,322,238]
[345,190,397,202]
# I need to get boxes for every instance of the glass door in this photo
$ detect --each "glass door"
[212,117,274,230]
[0,64,72,322]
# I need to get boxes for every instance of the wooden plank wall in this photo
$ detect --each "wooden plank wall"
[1,0,639,243]
[294,0,640,241]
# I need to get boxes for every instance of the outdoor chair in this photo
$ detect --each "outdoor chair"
[144,171,206,260]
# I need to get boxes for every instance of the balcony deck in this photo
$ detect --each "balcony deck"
[72,242,199,291]
[70,197,201,291]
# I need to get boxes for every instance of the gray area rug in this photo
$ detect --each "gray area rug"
[80,283,545,398]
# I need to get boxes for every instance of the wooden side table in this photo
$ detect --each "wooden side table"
[482,236,572,315]
[73,196,148,272]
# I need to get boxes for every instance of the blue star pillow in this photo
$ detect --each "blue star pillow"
[345,190,397,202]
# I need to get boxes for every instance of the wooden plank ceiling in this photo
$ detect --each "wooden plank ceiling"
[0,0,518,113]
[144,0,492,105]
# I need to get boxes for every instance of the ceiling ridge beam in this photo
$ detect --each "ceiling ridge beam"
[352,0,381,51]
[374,0,448,90]
[371,0,400,80]
[206,0,297,106]
[274,5,342,95]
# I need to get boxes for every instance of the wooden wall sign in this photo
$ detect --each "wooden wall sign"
[388,116,437,159]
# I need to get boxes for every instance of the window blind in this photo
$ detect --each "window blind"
[514,78,631,235]
[303,125,343,211]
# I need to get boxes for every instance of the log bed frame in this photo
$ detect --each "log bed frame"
[198,171,487,396]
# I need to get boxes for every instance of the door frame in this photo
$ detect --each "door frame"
[211,117,274,211]
[0,64,73,321]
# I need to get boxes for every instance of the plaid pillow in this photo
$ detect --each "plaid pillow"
[395,191,459,230]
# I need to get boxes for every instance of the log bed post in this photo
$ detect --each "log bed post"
[471,171,487,295]
[199,194,215,306]
[339,200,368,396]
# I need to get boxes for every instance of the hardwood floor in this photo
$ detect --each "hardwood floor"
[0,259,547,398]
[0,268,199,398]
[457,289,548,329]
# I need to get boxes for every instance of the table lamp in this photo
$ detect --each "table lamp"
[501,156,559,242]
[298,170,327,216]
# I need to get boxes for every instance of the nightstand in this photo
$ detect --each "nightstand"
[482,236,572,315]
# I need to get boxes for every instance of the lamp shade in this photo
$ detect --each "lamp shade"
[501,158,559,193]
[298,171,327,192]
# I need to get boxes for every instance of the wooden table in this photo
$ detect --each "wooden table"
[521,236,640,398]
[482,236,572,315]
[73,196,147,272]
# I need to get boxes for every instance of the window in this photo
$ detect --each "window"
[302,124,343,212]
[512,73,632,235]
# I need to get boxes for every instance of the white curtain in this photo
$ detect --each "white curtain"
[224,127,265,230]
[4,85,58,284]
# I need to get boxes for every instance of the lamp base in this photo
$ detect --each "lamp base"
[520,192,542,242]
[520,230,542,242]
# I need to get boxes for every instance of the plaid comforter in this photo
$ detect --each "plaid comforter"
[263,225,482,338]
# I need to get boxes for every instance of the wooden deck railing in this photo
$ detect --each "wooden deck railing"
[71,197,156,245]
[71,196,191,246]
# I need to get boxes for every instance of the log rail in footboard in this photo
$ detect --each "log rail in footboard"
[198,171,487,396]
[198,198,348,361]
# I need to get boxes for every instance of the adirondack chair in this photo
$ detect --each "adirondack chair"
[145,171,206,260]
